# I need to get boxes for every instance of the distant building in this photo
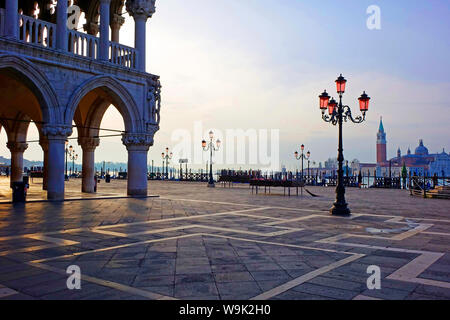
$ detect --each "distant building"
[324,158,338,170]
[352,118,450,176]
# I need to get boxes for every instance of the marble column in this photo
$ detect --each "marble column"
[42,125,72,201]
[99,0,111,61]
[5,0,19,39]
[122,133,153,196]
[126,0,156,71]
[7,142,28,187]
[79,137,100,193]
[111,14,125,43]
[39,138,49,191]
[56,0,68,51]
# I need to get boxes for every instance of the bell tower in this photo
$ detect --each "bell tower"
[377,117,387,164]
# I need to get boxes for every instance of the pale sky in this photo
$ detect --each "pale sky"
[1,0,449,171]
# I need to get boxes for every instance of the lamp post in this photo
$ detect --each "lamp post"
[162,148,173,180]
[319,74,371,216]
[68,146,78,178]
[308,160,316,184]
[294,145,310,182]
[202,130,221,188]
[65,140,69,181]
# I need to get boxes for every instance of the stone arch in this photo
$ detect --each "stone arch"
[65,75,142,133]
[4,112,32,144]
[0,54,61,125]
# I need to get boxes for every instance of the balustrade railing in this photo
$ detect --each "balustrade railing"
[68,29,99,59]
[110,42,137,69]
[19,14,56,49]
[2,13,138,70]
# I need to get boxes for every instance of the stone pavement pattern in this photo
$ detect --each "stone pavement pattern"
[0,179,449,300]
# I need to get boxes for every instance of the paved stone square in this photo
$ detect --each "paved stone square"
[0,178,449,300]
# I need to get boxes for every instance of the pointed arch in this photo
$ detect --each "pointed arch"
[0,54,61,125]
[64,75,142,133]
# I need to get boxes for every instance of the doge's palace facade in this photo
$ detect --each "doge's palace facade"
[0,0,161,200]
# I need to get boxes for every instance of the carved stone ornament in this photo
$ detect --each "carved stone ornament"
[147,77,161,125]
[7,142,28,153]
[111,14,126,27]
[78,137,100,152]
[122,133,155,148]
[126,0,156,19]
[42,124,73,138]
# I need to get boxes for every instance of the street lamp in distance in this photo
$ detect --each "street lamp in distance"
[202,130,221,188]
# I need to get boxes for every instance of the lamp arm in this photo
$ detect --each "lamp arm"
[343,105,365,124]
[322,111,338,125]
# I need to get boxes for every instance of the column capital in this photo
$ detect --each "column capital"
[122,132,155,151]
[78,137,100,152]
[7,142,28,153]
[42,124,73,140]
[83,22,99,36]
[126,0,156,20]
[111,14,126,27]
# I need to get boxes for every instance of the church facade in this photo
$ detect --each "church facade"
[352,118,450,177]
[0,0,161,200]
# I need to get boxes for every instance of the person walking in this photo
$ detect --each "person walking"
[94,174,98,193]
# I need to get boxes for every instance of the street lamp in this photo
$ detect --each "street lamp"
[65,140,69,181]
[294,145,310,182]
[162,148,173,180]
[202,130,221,188]
[68,146,78,178]
[319,74,371,216]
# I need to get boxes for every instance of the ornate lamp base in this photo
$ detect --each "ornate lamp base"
[330,202,351,216]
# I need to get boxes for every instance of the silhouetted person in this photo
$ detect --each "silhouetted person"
[94,174,98,193]
[433,174,438,189]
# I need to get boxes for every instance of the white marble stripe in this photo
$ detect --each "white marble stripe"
[95,207,272,229]
[0,286,18,298]
[387,252,443,280]
[251,254,364,300]
[203,233,355,255]
[30,233,202,264]
[28,262,176,300]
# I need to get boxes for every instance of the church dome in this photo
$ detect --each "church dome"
[415,140,429,155]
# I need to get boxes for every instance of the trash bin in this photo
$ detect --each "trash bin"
[105,174,111,183]
[12,182,26,203]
